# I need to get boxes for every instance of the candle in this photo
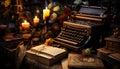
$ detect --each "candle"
[43,7,50,20]
[33,16,40,26]
[21,20,30,30]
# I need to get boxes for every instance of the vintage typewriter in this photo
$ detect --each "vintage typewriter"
[53,6,108,51]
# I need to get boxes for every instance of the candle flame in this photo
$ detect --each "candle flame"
[46,7,48,9]
[24,20,27,23]
[35,16,37,18]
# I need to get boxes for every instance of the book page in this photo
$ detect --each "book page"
[30,44,66,57]
[27,50,53,59]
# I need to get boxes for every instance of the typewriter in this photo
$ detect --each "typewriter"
[54,6,108,51]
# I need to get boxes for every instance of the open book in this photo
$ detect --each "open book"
[26,44,67,65]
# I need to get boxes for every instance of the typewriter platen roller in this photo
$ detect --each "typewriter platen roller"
[74,5,108,22]
[78,6,107,18]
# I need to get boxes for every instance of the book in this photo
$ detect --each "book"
[24,57,62,69]
[97,48,112,55]
[108,53,120,61]
[68,53,104,69]
[26,44,67,66]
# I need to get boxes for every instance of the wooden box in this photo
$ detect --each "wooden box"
[105,37,120,53]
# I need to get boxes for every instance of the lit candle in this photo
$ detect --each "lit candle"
[43,7,50,20]
[21,20,30,30]
[33,16,40,26]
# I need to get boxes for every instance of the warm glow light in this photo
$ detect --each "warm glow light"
[36,9,40,13]
[21,20,30,30]
[33,16,40,26]
[43,7,50,20]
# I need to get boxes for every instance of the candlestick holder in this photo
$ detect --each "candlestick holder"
[38,19,49,43]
